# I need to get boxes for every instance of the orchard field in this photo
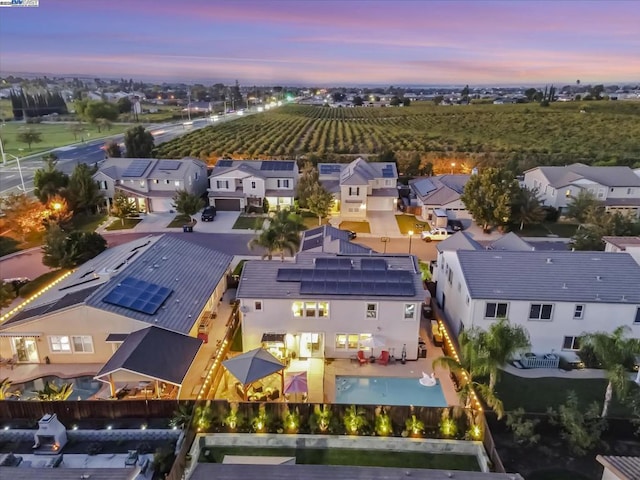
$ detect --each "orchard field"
[154,101,640,172]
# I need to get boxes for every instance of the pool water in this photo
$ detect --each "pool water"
[10,375,102,400]
[335,376,448,407]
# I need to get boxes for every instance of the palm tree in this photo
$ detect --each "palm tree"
[0,377,13,400]
[471,318,531,391]
[512,187,545,231]
[580,326,640,417]
[248,209,303,261]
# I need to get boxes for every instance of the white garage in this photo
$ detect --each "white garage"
[149,197,174,212]
[367,195,396,211]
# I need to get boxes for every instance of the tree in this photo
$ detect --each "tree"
[16,127,42,151]
[33,156,69,203]
[111,191,137,225]
[0,281,15,309]
[95,118,112,133]
[117,96,132,114]
[402,97,411,107]
[565,190,600,223]
[547,391,605,455]
[0,193,45,240]
[580,326,640,417]
[352,96,364,106]
[69,122,85,141]
[570,207,640,251]
[433,95,444,105]
[172,190,204,217]
[81,101,119,124]
[104,140,121,158]
[296,162,320,209]
[524,88,538,102]
[460,167,519,232]
[390,96,401,106]
[248,209,303,261]
[307,183,334,226]
[43,194,73,229]
[43,224,108,268]
[461,84,470,99]
[511,186,545,231]
[68,163,101,214]
[124,125,154,158]
[590,84,605,100]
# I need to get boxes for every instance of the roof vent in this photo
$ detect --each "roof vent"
[621,295,627,302]
[162,256,168,261]
[546,258,553,264]
[596,275,602,281]
[562,283,568,289]
[595,294,601,301]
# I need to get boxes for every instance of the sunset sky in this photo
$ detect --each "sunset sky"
[1,0,639,85]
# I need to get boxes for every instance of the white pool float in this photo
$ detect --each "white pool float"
[419,372,437,387]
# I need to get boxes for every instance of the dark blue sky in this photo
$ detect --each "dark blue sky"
[1,0,638,84]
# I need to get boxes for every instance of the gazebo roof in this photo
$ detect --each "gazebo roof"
[223,348,285,386]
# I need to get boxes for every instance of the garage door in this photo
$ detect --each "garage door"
[215,198,242,211]
[367,196,395,211]
[150,197,173,212]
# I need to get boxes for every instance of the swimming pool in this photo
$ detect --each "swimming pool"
[10,375,102,400]
[335,376,448,407]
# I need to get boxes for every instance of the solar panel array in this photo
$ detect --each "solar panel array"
[315,257,353,270]
[300,280,413,296]
[381,164,396,178]
[319,164,342,175]
[102,276,173,315]
[157,160,181,170]
[360,258,388,271]
[122,159,152,177]
[260,161,295,171]
[217,159,233,167]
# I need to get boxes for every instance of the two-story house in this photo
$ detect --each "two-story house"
[207,160,299,211]
[523,164,640,218]
[408,174,471,221]
[433,243,640,360]
[318,158,398,219]
[94,157,208,213]
[603,236,640,265]
[236,253,426,361]
[0,234,232,397]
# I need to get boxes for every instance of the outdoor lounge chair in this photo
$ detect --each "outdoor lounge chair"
[124,450,139,467]
[356,350,368,365]
[378,350,390,366]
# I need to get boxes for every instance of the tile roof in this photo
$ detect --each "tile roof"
[210,160,297,179]
[596,455,640,480]
[457,250,640,303]
[96,326,202,385]
[437,232,483,252]
[487,232,534,251]
[0,468,136,480]
[300,226,372,255]
[603,236,640,250]
[237,252,424,301]
[410,175,470,205]
[532,164,640,188]
[96,157,204,181]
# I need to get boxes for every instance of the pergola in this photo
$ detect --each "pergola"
[223,348,285,401]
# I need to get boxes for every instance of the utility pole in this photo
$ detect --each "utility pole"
[187,90,192,121]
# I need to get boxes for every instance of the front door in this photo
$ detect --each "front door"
[299,333,323,359]
[12,337,39,362]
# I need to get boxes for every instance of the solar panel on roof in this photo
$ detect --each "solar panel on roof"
[314,257,353,270]
[216,159,233,167]
[360,258,388,271]
[122,159,152,177]
[157,160,181,170]
[102,276,172,315]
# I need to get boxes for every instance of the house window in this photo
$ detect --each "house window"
[529,303,553,321]
[277,179,290,188]
[485,302,508,318]
[49,335,71,353]
[404,304,416,320]
[254,301,262,311]
[574,304,584,319]
[165,179,171,185]
[565,189,571,197]
[153,179,159,184]
[216,180,229,189]
[562,336,581,351]
[139,180,146,187]
[292,301,329,318]
[251,181,256,189]
[348,334,360,349]
[336,334,369,350]
[335,334,347,349]
[195,172,199,180]
[635,307,640,324]
[98,180,108,190]
[597,188,605,199]
[447,269,453,285]
[72,336,94,353]
[465,295,470,305]
[174,180,181,187]
[348,187,360,196]
[627,188,634,195]
[366,303,377,319]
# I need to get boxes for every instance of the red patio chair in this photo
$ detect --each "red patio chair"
[356,350,368,365]
[378,350,390,366]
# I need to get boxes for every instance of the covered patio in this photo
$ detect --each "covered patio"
[95,326,203,399]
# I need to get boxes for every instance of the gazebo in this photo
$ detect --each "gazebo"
[223,348,285,401]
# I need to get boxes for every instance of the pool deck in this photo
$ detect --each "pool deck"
[0,362,103,385]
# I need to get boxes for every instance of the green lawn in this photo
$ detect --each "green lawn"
[395,214,429,235]
[200,447,479,471]
[105,218,143,231]
[233,215,265,230]
[496,372,635,417]
[516,222,579,238]
[20,269,68,298]
[300,211,328,230]
[339,221,371,233]
[0,122,131,158]
[72,213,107,233]
[166,214,192,228]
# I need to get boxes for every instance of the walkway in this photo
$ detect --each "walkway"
[502,363,638,382]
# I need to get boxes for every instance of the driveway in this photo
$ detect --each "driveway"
[191,211,240,234]
[366,211,402,237]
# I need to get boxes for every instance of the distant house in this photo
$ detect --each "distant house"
[596,455,640,480]
[207,160,299,211]
[603,236,640,265]
[523,163,640,218]
[94,157,208,213]
[408,174,471,221]
[318,157,398,219]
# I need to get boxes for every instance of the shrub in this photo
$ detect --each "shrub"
[309,404,333,433]
[547,391,605,456]
[505,408,540,445]
[343,405,368,435]
[374,406,392,436]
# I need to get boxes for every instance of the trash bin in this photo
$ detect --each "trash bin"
[183,224,193,233]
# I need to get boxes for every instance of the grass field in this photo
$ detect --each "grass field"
[396,214,429,235]
[200,446,480,470]
[0,122,131,158]
[155,101,640,171]
[166,214,192,228]
[105,218,143,231]
[339,221,370,233]
[233,215,265,230]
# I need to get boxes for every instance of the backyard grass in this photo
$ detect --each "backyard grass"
[516,222,579,238]
[0,122,131,158]
[233,215,265,230]
[72,213,107,233]
[395,214,429,235]
[166,214,192,228]
[19,269,68,298]
[496,372,636,417]
[339,221,371,233]
[200,446,480,470]
[105,218,143,231]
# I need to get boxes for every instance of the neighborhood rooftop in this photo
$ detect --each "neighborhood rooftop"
[528,163,640,188]
[457,250,640,303]
[98,157,204,180]
[300,225,372,255]
[210,159,297,178]
[236,252,424,301]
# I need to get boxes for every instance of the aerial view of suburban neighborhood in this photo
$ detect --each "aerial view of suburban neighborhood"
[1,1,639,479]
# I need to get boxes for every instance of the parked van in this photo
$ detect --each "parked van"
[430,209,449,229]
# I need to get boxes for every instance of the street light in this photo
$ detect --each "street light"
[408,230,414,254]
[450,162,456,174]
[6,153,26,192]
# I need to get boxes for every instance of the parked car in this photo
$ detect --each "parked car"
[421,227,451,242]
[201,206,216,222]
[447,219,464,232]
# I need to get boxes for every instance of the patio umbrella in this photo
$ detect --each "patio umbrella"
[284,371,308,394]
[360,335,386,358]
